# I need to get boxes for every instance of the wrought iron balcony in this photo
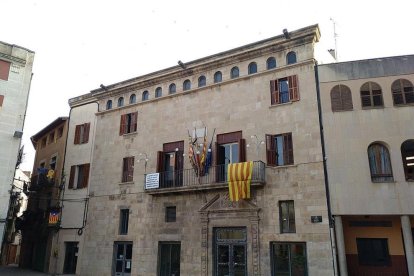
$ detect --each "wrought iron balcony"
[144,160,265,195]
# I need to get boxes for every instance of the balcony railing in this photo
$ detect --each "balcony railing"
[145,160,265,194]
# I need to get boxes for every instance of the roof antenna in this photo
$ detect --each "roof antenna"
[328,18,338,61]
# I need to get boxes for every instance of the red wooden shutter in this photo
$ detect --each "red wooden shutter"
[283,133,294,165]
[288,75,299,101]
[156,151,164,173]
[84,123,90,143]
[119,114,126,135]
[0,60,11,81]
[266,134,276,165]
[74,125,81,144]
[131,112,138,132]
[0,95,4,107]
[270,80,280,105]
[68,165,76,189]
[82,163,90,188]
[239,138,246,162]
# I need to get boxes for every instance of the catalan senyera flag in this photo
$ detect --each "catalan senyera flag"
[228,161,253,202]
[48,210,60,225]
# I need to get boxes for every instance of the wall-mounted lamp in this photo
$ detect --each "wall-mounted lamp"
[137,153,149,174]
[247,135,265,159]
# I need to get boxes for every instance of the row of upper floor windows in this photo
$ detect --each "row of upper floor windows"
[104,52,298,110]
[38,126,64,149]
[329,78,414,112]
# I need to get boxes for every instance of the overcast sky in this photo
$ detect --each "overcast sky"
[2,0,413,171]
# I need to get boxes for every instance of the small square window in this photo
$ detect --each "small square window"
[41,137,47,148]
[165,206,176,222]
[57,126,64,139]
[49,132,55,144]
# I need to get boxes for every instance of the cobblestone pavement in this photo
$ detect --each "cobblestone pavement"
[0,265,49,275]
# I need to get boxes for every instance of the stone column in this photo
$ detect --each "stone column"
[335,216,348,276]
[401,215,414,276]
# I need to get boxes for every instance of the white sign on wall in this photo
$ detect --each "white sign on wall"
[145,173,159,189]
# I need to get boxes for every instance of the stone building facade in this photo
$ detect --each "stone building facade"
[65,25,334,275]
[318,56,414,276]
[0,41,34,260]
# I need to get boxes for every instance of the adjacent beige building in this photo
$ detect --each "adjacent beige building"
[0,41,34,262]
[63,24,335,276]
[318,56,414,276]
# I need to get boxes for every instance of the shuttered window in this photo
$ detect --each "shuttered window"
[122,157,135,182]
[68,163,90,189]
[331,84,353,111]
[119,112,138,135]
[0,60,11,81]
[74,123,90,144]
[367,143,393,182]
[360,82,383,108]
[0,95,4,107]
[392,79,414,105]
[401,140,414,181]
[266,133,294,166]
[270,75,299,105]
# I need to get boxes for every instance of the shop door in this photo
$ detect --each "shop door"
[63,242,78,274]
[113,242,133,276]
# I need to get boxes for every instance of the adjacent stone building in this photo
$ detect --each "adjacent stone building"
[20,117,68,272]
[63,24,335,275]
[318,56,414,276]
[0,41,34,261]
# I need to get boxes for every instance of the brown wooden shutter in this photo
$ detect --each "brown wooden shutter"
[266,134,276,165]
[288,75,299,101]
[131,112,138,132]
[0,60,11,81]
[68,165,76,189]
[239,138,246,162]
[119,114,126,135]
[128,157,134,182]
[84,123,90,143]
[283,133,294,165]
[156,151,164,173]
[270,80,280,105]
[82,163,90,188]
[74,125,81,144]
[330,86,342,111]
[341,86,353,110]
[0,95,4,107]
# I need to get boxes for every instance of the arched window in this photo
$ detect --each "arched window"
[142,91,149,101]
[183,79,191,91]
[248,62,257,75]
[286,51,297,65]
[267,57,277,69]
[169,83,176,94]
[106,100,112,110]
[368,143,393,182]
[214,71,222,83]
[117,97,124,107]
[330,84,353,111]
[198,76,206,87]
[392,79,414,105]
[129,94,136,104]
[230,67,239,79]
[360,82,383,108]
[401,140,414,181]
[155,87,162,98]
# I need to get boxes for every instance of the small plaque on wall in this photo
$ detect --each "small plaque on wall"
[311,216,322,223]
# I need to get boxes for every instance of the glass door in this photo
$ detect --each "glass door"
[113,242,132,276]
[214,228,247,276]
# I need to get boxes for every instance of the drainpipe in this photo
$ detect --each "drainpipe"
[314,62,338,275]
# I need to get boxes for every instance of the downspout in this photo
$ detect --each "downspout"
[314,63,338,275]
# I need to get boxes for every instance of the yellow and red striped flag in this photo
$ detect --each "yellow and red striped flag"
[228,161,253,202]
[49,210,60,225]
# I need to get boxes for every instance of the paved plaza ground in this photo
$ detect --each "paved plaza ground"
[0,265,49,275]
